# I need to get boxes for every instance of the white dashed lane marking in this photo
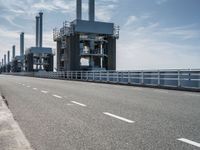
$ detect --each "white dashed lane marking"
[177,138,200,148]
[53,95,62,99]
[33,88,38,90]
[41,90,48,94]
[71,101,87,107]
[103,112,135,124]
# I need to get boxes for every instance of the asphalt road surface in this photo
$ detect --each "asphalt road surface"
[0,75,200,150]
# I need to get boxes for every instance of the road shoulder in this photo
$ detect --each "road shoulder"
[0,95,33,150]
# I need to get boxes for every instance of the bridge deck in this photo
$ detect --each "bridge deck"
[0,75,200,150]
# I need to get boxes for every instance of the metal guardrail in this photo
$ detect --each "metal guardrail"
[2,70,200,91]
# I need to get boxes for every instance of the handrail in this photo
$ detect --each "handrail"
[2,70,200,91]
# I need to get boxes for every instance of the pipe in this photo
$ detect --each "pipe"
[76,0,82,20]
[36,16,40,47]
[20,32,24,56]
[39,12,43,47]
[89,0,95,21]
[12,45,15,58]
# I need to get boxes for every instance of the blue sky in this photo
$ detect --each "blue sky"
[0,0,199,70]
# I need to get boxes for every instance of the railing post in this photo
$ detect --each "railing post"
[67,71,69,79]
[81,71,83,80]
[141,71,144,85]
[107,71,109,82]
[87,72,89,81]
[76,71,78,80]
[100,71,102,81]
[128,71,131,84]
[178,70,181,87]
[93,71,95,81]
[158,71,160,86]
[117,72,119,83]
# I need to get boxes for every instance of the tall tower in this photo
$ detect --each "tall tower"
[20,32,24,56]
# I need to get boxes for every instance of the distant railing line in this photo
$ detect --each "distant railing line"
[2,70,200,91]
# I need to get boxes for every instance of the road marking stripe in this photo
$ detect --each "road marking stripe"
[103,112,134,123]
[53,95,62,99]
[178,138,200,148]
[26,86,31,88]
[33,88,38,90]
[22,84,25,86]
[41,90,48,94]
[71,101,87,107]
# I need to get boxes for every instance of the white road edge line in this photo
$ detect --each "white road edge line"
[71,101,87,107]
[103,112,135,123]
[177,138,200,148]
[53,95,62,99]
[41,90,48,94]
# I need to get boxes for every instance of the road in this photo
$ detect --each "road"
[0,75,200,150]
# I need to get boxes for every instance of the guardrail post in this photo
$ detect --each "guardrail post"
[81,71,83,80]
[76,71,78,80]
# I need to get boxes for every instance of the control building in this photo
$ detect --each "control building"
[53,0,119,71]
[25,12,54,72]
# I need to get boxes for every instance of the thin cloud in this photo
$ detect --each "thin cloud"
[156,0,168,5]
[125,16,138,26]
[117,15,200,70]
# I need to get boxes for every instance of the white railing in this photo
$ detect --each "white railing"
[2,70,200,91]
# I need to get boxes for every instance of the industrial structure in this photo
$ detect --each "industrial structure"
[1,12,53,73]
[25,12,54,72]
[11,32,25,72]
[6,50,11,72]
[0,55,6,73]
[53,0,119,71]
